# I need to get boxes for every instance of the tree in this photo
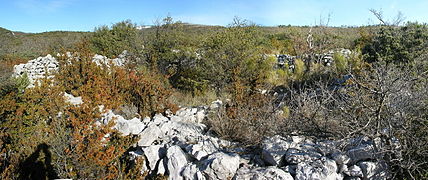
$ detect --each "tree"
[363,22,428,64]
[90,20,139,58]
[200,18,270,95]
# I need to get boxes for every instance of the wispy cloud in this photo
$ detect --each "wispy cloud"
[15,0,75,14]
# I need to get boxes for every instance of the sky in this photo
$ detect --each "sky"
[1,0,428,33]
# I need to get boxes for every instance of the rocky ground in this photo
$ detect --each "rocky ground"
[13,54,390,180]
[112,104,389,180]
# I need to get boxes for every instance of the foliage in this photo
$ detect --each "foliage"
[333,53,348,73]
[281,61,428,179]
[0,54,28,97]
[0,43,176,178]
[363,22,428,64]
[90,20,139,58]
[200,18,270,95]
[140,17,207,95]
[207,94,283,145]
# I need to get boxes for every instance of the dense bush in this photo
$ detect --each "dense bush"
[140,17,207,96]
[363,22,428,64]
[90,20,140,58]
[200,19,271,95]
[280,60,428,179]
[0,43,177,179]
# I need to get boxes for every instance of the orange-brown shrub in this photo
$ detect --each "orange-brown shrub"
[0,43,174,179]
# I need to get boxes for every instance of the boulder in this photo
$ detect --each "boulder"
[261,135,292,166]
[294,158,341,180]
[166,146,190,180]
[344,165,363,177]
[100,110,145,136]
[138,123,162,146]
[181,164,206,180]
[172,107,206,124]
[347,144,375,164]
[160,121,206,143]
[142,145,166,171]
[284,148,322,164]
[157,158,167,175]
[234,166,294,180]
[201,152,240,180]
[185,137,220,160]
[283,165,297,175]
[358,161,389,180]
[331,152,351,165]
[153,113,169,125]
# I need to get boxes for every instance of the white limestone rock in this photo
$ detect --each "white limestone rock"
[157,158,167,175]
[200,152,240,180]
[181,163,206,180]
[344,165,363,177]
[294,158,341,180]
[100,110,145,136]
[138,123,162,146]
[347,144,375,164]
[234,166,294,180]
[357,161,389,180]
[172,107,206,124]
[153,113,169,125]
[160,121,206,143]
[209,100,223,109]
[166,146,190,180]
[331,152,351,165]
[142,145,166,171]
[63,92,83,105]
[261,135,292,166]
[185,137,220,160]
[13,54,59,87]
[284,148,322,165]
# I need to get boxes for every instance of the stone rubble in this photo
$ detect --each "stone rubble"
[13,51,129,87]
[276,48,353,71]
[122,101,389,179]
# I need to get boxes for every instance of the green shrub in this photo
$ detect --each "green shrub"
[90,20,139,58]
[334,53,348,73]
[200,19,270,95]
[292,58,306,81]
[363,22,428,64]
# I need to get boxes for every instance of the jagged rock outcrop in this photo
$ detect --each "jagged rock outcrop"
[234,166,294,180]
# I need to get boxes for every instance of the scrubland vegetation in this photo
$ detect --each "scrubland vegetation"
[0,15,427,179]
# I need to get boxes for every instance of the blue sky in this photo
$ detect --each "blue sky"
[1,0,427,33]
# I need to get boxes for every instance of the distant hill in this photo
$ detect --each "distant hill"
[0,23,364,60]
[0,27,89,59]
